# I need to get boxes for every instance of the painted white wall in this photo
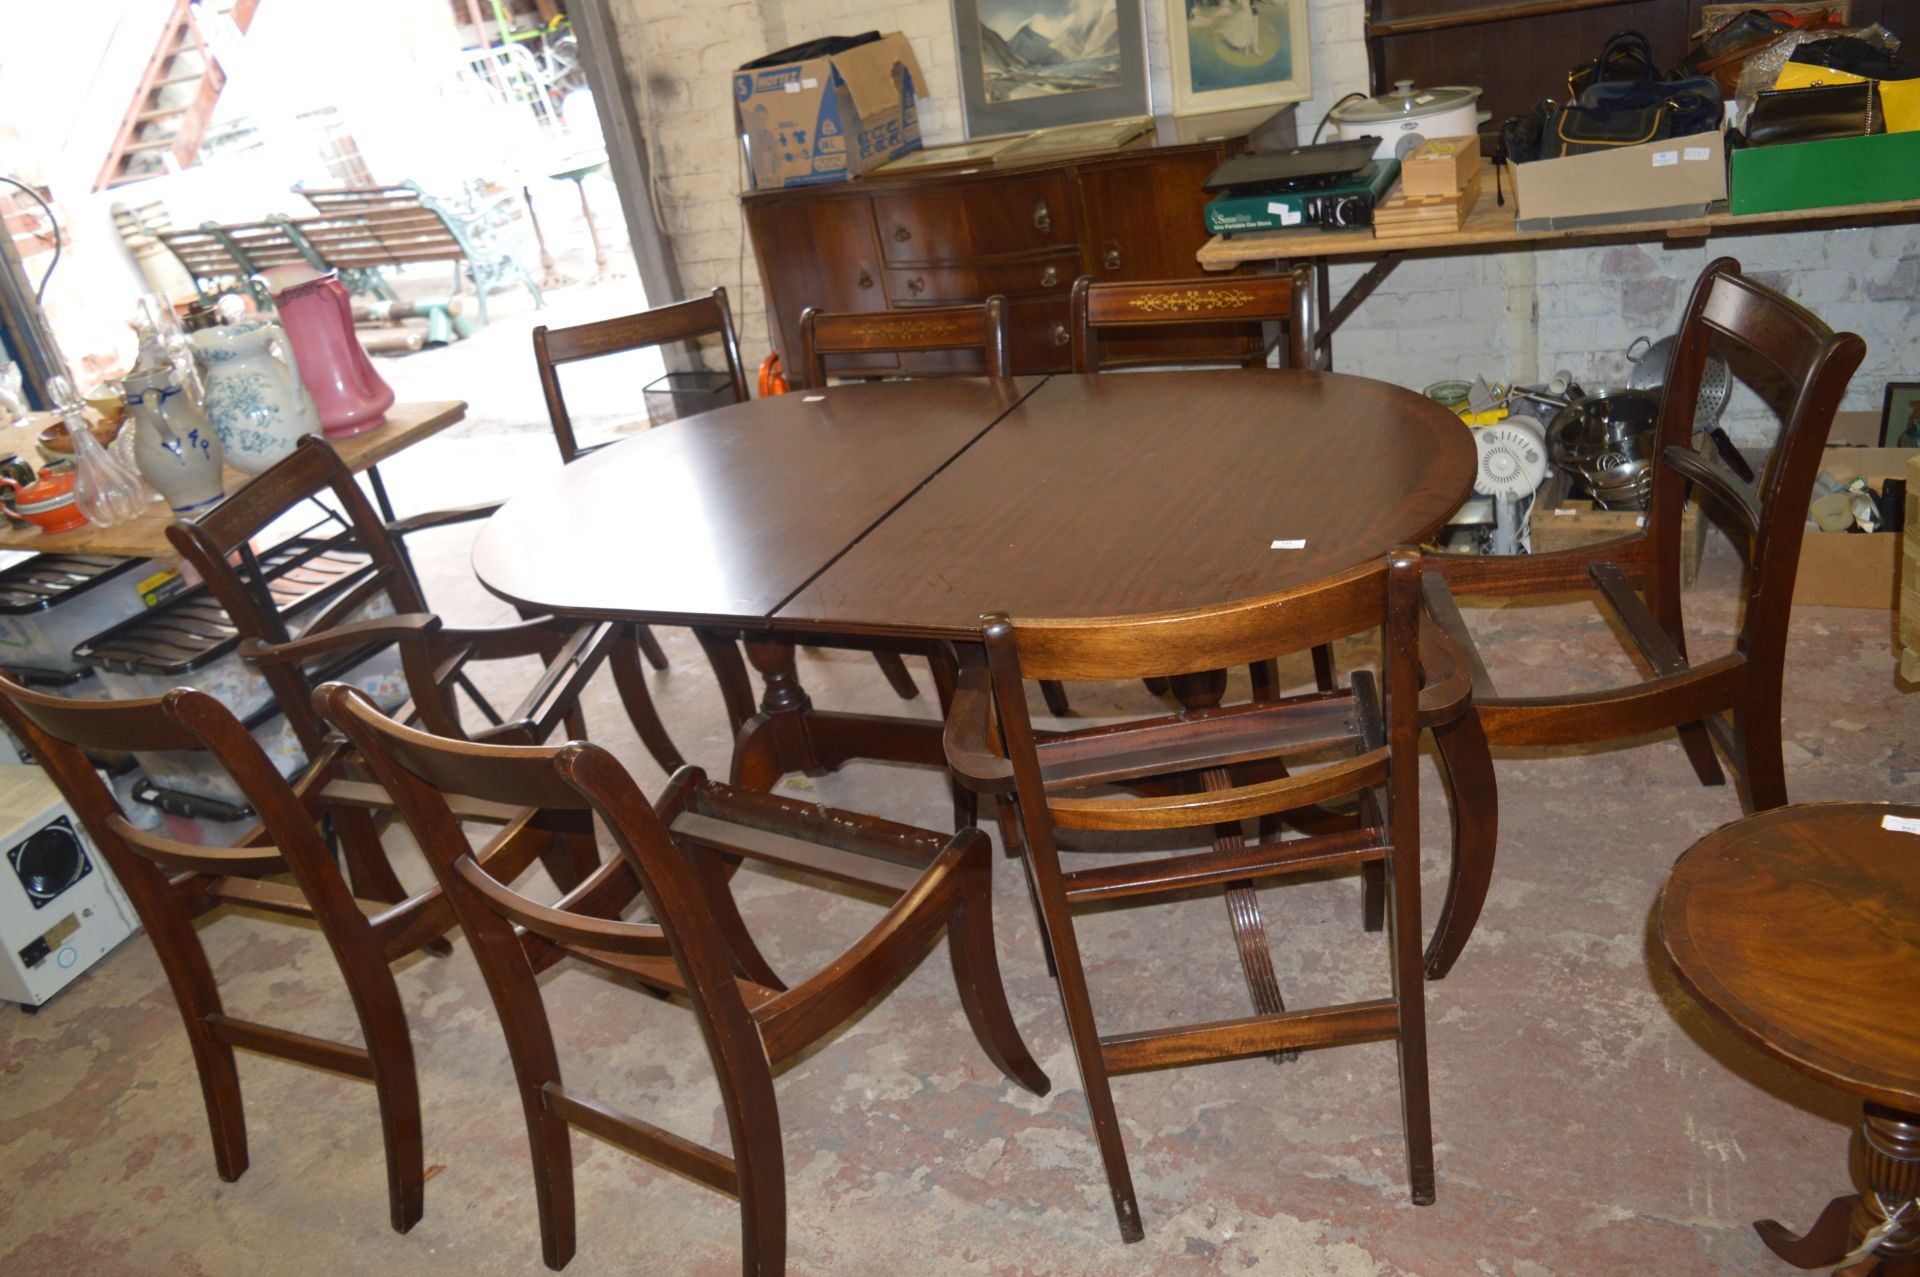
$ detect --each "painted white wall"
[609,0,1920,442]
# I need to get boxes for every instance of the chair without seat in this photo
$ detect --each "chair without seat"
[0,677,574,1233]
[531,288,754,681]
[316,681,1049,1275]
[1424,256,1867,816]
[798,297,1010,389]
[951,550,1465,1241]
[168,436,681,893]
[1069,266,1319,374]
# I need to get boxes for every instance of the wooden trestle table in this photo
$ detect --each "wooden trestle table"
[473,371,1491,982]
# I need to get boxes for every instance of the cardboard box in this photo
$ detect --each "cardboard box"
[1792,446,1913,609]
[1830,409,1883,448]
[1729,129,1920,216]
[1513,128,1727,231]
[1532,497,1706,589]
[733,34,924,190]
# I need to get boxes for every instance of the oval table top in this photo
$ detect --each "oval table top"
[474,370,1475,639]
[1659,802,1920,1113]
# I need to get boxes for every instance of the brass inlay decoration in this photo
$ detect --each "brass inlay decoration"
[1128,288,1255,314]
[846,318,964,341]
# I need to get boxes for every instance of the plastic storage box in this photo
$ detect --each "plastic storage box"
[72,534,408,806]
[0,554,183,674]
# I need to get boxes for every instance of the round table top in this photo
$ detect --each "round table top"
[1659,803,1920,1113]
[474,370,1475,638]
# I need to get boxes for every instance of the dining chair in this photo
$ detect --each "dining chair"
[949,549,1464,1242]
[1424,256,1866,816]
[533,288,751,674]
[793,296,1017,706]
[1071,265,1333,703]
[316,681,1049,1275]
[798,296,1009,389]
[1069,266,1319,374]
[0,676,573,1234]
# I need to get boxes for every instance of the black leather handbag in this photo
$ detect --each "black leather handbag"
[1745,81,1885,147]
[1505,29,1725,163]
[1572,31,1722,111]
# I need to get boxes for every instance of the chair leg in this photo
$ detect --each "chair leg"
[736,1134,787,1277]
[1675,718,1728,788]
[695,629,758,739]
[339,954,425,1234]
[944,840,1050,1095]
[1025,859,1144,1242]
[609,626,685,773]
[151,902,251,1183]
[635,625,670,671]
[1039,679,1071,717]
[538,827,601,894]
[1424,709,1498,981]
[993,795,1053,978]
[684,849,788,991]
[1386,841,1437,1206]
[873,651,920,700]
[1360,861,1386,932]
[1733,696,1789,815]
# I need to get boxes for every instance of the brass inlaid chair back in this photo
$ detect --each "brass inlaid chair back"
[976,550,1445,1242]
[799,296,1010,389]
[533,287,750,462]
[1069,266,1317,373]
[0,675,456,1235]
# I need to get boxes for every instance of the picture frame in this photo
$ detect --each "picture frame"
[1164,0,1313,118]
[950,0,1151,137]
[1882,381,1920,449]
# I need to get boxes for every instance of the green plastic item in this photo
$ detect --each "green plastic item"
[1728,130,1920,215]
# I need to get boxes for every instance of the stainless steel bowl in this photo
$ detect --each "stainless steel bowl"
[1548,390,1661,510]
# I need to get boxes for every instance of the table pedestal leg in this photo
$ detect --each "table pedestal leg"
[1756,1104,1920,1272]
[1169,670,1295,1065]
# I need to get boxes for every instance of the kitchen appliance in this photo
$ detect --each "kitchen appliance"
[1203,159,1402,234]
[1328,81,1489,161]
[0,763,138,1007]
[1548,390,1662,509]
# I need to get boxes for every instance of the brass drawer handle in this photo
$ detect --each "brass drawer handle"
[907,276,925,296]
[893,226,911,242]
[1033,201,1051,234]
[1103,246,1122,271]
[1040,265,1059,288]
[858,270,873,290]
[1051,322,1069,346]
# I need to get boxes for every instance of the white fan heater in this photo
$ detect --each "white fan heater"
[1472,417,1548,556]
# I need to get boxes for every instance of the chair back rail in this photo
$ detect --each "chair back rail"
[533,288,750,463]
[799,298,1010,389]
[1070,266,1316,373]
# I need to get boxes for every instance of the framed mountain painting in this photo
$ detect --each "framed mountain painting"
[953,0,1150,135]
[1166,0,1312,117]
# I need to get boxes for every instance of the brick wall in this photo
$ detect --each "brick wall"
[609,0,1919,443]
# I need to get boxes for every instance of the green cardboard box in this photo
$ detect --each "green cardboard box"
[1729,129,1920,215]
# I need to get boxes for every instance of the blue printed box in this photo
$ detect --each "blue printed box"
[734,33,923,189]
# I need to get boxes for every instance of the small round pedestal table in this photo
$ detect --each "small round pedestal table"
[1659,803,1920,1275]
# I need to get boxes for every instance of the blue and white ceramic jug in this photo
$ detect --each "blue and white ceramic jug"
[123,365,225,513]
[191,318,321,475]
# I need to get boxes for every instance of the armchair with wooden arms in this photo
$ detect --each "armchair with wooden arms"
[1423,256,1866,818]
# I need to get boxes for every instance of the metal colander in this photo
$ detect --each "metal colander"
[1626,334,1731,430]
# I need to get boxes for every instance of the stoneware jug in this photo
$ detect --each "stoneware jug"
[258,263,394,437]
[123,365,225,513]
[191,318,321,475]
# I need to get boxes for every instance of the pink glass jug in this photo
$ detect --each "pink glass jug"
[257,264,395,437]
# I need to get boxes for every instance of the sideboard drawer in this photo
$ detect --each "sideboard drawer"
[886,251,1081,305]
[873,174,1076,263]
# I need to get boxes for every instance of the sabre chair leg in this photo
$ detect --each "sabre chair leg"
[1387,843,1437,1205]
[636,624,670,671]
[944,836,1050,1095]
[1676,717,1728,788]
[609,626,686,774]
[874,651,920,700]
[1423,709,1498,981]
[1733,693,1789,815]
[1039,679,1071,717]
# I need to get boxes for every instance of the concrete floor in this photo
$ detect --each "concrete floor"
[0,390,1912,1274]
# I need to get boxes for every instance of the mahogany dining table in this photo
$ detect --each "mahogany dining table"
[473,369,1493,980]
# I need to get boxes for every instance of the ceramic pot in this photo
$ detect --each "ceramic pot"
[191,319,322,475]
[0,470,87,534]
[257,264,394,437]
[123,367,225,513]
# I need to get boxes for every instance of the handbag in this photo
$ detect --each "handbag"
[1675,8,1841,96]
[1572,30,1723,111]
[1502,88,1722,163]
[1745,81,1884,146]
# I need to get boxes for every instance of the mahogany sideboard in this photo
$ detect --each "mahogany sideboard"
[741,115,1292,379]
